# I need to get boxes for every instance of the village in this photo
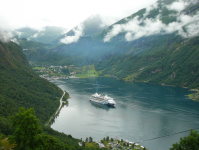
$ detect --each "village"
[79,136,147,150]
[31,63,100,81]
[32,64,80,82]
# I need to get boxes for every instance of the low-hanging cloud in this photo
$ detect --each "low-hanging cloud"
[60,24,84,44]
[11,38,19,45]
[0,29,20,44]
[167,1,186,12]
[27,27,46,40]
[0,29,13,43]
[104,0,199,42]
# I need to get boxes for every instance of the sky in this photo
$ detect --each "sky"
[0,0,157,31]
[1,0,199,44]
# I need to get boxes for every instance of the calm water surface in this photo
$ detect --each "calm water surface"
[51,77,199,150]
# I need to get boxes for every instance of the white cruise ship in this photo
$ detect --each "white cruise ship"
[90,93,116,106]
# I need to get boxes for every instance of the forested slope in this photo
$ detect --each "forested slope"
[0,40,100,150]
[0,40,63,134]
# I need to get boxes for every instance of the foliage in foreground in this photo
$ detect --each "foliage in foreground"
[0,107,101,150]
[170,130,199,150]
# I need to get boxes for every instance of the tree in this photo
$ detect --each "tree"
[170,129,199,150]
[0,134,3,147]
[106,136,109,141]
[36,134,64,150]
[1,138,16,150]
[82,141,85,147]
[10,107,42,150]
[85,137,88,142]
[89,137,93,143]
[132,144,134,149]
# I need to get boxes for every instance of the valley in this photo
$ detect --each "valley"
[1,0,199,149]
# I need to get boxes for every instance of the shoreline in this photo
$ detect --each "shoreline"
[54,76,199,102]
[45,91,66,126]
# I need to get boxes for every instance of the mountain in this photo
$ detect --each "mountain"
[0,38,83,149]
[21,0,199,89]
[66,14,106,37]
[15,26,66,44]
[50,14,107,45]
[0,39,64,134]
[18,38,50,63]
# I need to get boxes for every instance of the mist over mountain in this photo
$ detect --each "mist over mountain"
[9,0,199,89]
[14,26,66,44]
[58,14,108,45]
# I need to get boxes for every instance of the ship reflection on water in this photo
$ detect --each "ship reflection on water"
[90,101,116,110]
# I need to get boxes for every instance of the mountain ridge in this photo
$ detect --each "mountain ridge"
[17,0,199,89]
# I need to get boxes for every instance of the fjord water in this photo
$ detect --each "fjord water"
[51,77,199,150]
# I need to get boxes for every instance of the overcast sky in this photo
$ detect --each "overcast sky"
[0,0,157,31]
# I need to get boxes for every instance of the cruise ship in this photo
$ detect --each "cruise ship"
[90,93,116,106]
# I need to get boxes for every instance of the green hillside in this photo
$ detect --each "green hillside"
[18,38,50,62]
[0,40,84,149]
[94,0,199,89]
[0,40,63,133]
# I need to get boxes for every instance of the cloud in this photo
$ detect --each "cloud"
[11,38,19,45]
[104,25,123,42]
[167,1,187,12]
[33,33,39,38]
[104,1,199,42]
[60,24,84,44]
[14,31,22,37]
[143,2,159,18]
[0,29,13,43]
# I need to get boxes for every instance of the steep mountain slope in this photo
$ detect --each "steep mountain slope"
[0,38,98,150]
[18,38,50,62]
[94,0,199,88]
[0,40,63,135]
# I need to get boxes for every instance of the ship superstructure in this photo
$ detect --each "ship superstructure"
[90,93,116,106]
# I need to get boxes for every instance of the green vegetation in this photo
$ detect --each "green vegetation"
[75,65,99,78]
[188,90,199,101]
[18,38,50,63]
[10,107,42,150]
[63,92,70,101]
[0,41,64,135]
[0,107,92,150]
[170,130,199,150]
[33,67,44,70]
[31,64,100,79]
